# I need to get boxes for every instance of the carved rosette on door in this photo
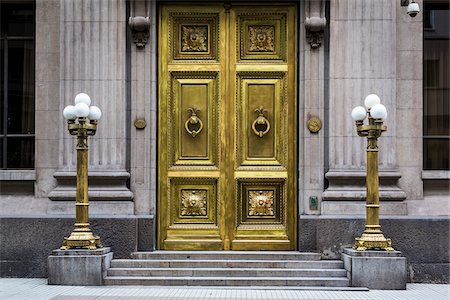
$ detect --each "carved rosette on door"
[159,4,297,251]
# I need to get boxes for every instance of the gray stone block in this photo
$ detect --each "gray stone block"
[137,216,154,251]
[408,263,450,284]
[299,216,449,283]
[343,248,407,290]
[48,247,112,285]
[0,217,141,277]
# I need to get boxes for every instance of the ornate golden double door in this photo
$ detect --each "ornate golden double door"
[158,3,297,250]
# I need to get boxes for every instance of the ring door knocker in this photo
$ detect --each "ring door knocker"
[252,106,271,138]
[185,107,204,138]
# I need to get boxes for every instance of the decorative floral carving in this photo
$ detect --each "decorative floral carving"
[181,189,207,216]
[248,190,274,216]
[181,25,208,52]
[248,26,275,52]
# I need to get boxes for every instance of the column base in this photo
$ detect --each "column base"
[48,171,133,201]
[322,170,407,201]
[61,229,102,250]
[354,233,394,251]
[342,248,407,289]
[48,247,112,285]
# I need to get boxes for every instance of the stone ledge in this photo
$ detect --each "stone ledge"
[321,201,407,215]
[52,171,131,180]
[343,248,403,257]
[323,169,407,201]
[422,170,450,180]
[48,170,133,201]
[0,170,36,181]
[51,247,111,256]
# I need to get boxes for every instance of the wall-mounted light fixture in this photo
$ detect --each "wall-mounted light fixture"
[401,0,420,18]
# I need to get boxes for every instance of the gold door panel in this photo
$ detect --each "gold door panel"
[233,178,290,250]
[237,13,287,61]
[171,14,219,61]
[159,4,297,251]
[169,72,219,168]
[164,177,222,250]
[236,72,286,168]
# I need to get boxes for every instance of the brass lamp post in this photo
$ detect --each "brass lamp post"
[61,93,103,250]
[351,94,394,252]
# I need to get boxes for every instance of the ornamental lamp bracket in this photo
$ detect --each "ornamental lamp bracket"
[128,16,151,49]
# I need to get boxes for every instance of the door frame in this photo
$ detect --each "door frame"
[156,1,299,250]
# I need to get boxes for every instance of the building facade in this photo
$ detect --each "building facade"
[0,0,449,282]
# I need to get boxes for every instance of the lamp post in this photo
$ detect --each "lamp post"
[61,93,103,250]
[351,94,394,251]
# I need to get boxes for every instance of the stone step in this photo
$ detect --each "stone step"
[107,267,347,277]
[104,276,350,287]
[131,251,321,261]
[110,259,344,269]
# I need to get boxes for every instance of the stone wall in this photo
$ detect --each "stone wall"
[0,216,153,278]
[0,216,447,283]
[299,216,450,283]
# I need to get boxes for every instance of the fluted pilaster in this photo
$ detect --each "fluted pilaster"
[49,0,133,202]
[322,0,406,209]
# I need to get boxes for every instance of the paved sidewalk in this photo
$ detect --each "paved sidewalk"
[0,278,449,300]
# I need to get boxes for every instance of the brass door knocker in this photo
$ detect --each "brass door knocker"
[252,106,271,138]
[185,107,203,137]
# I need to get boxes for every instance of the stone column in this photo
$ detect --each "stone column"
[322,0,406,215]
[48,0,133,214]
[395,1,424,209]
[35,0,60,200]
[300,1,327,215]
[128,0,157,250]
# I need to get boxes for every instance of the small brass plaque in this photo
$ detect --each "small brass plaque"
[307,116,322,133]
[134,119,147,129]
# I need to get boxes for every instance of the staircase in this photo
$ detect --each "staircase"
[104,251,350,287]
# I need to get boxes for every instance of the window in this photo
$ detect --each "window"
[423,2,449,170]
[0,2,35,169]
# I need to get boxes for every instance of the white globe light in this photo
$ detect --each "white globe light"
[74,102,90,118]
[371,103,388,120]
[364,94,381,109]
[74,93,91,106]
[63,105,77,120]
[351,106,367,121]
[88,106,102,120]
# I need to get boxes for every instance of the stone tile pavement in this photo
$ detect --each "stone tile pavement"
[0,278,449,300]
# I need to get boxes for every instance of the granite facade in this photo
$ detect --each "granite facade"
[0,0,448,285]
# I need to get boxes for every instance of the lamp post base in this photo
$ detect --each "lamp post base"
[48,247,112,285]
[342,248,407,289]
[354,233,394,251]
[61,230,102,250]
